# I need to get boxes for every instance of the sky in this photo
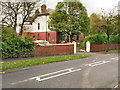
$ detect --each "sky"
[44,0,119,16]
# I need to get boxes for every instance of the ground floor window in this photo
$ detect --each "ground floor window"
[38,34,40,40]
[76,35,80,40]
[33,36,35,38]
[48,33,50,40]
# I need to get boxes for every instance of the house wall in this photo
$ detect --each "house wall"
[23,31,58,43]
[32,15,50,32]
[80,34,84,41]
[34,44,74,57]
[23,15,50,33]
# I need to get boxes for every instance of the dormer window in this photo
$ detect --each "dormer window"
[38,23,40,30]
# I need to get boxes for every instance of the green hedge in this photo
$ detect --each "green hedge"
[84,34,107,45]
[2,27,34,59]
[109,35,120,44]
[83,34,119,47]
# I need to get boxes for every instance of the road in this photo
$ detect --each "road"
[2,52,119,88]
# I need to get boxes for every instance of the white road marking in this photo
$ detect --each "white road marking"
[30,68,74,79]
[114,84,118,88]
[11,79,32,85]
[11,57,118,85]
[36,68,82,82]
[85,60,110,67]
[111,57,118,61]
[11,67,81,85]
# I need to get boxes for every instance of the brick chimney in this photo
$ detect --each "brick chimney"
[41,5,46,14]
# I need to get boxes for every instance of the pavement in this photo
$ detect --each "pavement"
[2,51,101,62]
[1,52,119,88]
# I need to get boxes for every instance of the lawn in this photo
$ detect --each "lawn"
[1,54,90,71]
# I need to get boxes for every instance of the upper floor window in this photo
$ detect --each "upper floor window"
[38,23,40,30]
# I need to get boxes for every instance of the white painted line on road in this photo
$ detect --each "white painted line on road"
[111,57,118,60]
[85,61,105,65]
[36,68,82,82]
[85,60,110,67]
[11,67,81,85]
[30,68,74,79]
[114,84,118,88]
[11,78,32,85]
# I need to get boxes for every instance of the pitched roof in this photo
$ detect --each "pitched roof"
[46,8,55,14]
[25,8,55,24]
[25,13,50,24]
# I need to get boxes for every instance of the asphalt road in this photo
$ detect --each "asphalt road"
[2,52,119,88]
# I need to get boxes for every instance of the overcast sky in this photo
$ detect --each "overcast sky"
[45,0,119,16]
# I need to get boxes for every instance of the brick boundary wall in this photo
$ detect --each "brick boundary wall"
[90,44,120,52]
[34,44,74,57]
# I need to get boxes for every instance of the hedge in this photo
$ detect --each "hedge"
[83,34,119,47]
[2,27,34,59]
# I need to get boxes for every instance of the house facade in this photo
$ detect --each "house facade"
[17,4,84,44]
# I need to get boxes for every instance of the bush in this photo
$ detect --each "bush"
[109,35,120,44]
[2,27,34,59]
[83,34,107,45]
[83,34,120,47]
[77,42,84,47]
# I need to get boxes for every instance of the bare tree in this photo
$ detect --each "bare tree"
[1,2,21,31]
[19,2,36,36]
[1,0,41,35]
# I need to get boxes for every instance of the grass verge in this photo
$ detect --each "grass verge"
[101,50,120,54]
[1,55,90,71]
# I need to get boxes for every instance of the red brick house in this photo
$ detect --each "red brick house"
[17,4,84,44]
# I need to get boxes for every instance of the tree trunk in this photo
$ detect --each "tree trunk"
[19,22,24,36]
[14,13,17,31]
[106,33,110,52]
[70,35,73,43]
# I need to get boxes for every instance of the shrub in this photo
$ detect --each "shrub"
[83,34,107,45]
[109,35,120,44]
[83,34,120,47]
[2,27,34,59]
[77,42,84,47]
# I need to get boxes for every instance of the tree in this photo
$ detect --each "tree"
[49,2,90,42]
[100,7,118,52]
[1,2,21,31]
[89,13,103,34]
[90,7,118,52]
[1,1,41,35]
[19,2,36,36]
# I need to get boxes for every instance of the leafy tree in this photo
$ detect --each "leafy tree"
[99,7,118,52]
[90,7,118,52]
[89,13,103,34]
[49,2,90,42]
